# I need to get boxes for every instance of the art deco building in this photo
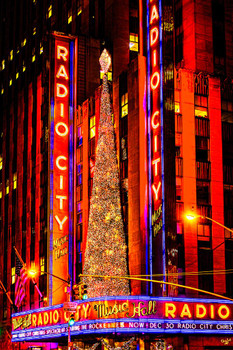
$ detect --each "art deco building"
[0,0,233,349]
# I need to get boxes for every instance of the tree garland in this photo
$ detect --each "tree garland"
[100,337,135,350]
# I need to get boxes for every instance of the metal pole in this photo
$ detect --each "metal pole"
[68,323,71,350]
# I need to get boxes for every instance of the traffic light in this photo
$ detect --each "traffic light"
[81,284,88,300]
[72,282,88,300]
[68,313,75,326]
[72,284,80,300]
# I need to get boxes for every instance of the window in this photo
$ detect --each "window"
[40,257,45,275]
[197,224,211,240]
[68,9,72,24]
[5,180,9,195]
[129,33,138,52]
[9,50,13,61]
[0,156,2,170]
[175,102,180,114]
[197,181,210,205]
[198,243,213,293]
[2,60,5,70]
[89,116,96,139]
[47,5,52,18]
[11,267,16,284]
[13,173,17,190]
[77,126,83,146]
[121,93,128,118]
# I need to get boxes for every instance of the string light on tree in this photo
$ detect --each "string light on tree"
[83,49,130,297]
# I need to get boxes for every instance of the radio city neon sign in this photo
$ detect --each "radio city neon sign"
[53,41,70,261]
[149,0,162,236]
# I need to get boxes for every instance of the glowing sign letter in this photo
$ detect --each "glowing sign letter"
[59,175,64,189]
[180,304,192,318]
[56,65,69,80]
[165,303,176,318]
[151,111,160,129]
[151,72,160,90]
[152,182,161,201]
[152,50,157,67]
[57,46,68,61]
[56,195,67,210]
[218,305,230,319]
[152,158,161,176]
[196,304,207,318]
[150,27,159,46]
[150,5,159,24]
[56,83,68,98]
[55,215,68,230]
[56,156,67,171]
[55,122,69,137]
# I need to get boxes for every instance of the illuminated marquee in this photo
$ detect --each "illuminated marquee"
[149,0,162,237]
[11,297,233,341]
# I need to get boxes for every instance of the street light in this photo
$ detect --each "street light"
[185,213,233,234]
[28,269,73,350]
[185,213,233,251]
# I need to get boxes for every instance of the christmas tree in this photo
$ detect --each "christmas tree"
[83,50,130,297]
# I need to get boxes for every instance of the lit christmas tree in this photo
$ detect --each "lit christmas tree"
[83,50,130,297]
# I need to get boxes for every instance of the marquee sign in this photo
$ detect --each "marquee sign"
[11,297,233,341]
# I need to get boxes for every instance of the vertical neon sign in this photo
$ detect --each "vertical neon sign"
[147,0,164,293]
[50,38,70,305]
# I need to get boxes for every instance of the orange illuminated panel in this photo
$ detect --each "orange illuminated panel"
[149,0,162,236]
[53,39,70,304]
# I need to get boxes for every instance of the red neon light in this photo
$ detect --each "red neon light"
[53,38,70,304]
[149,0,161,225]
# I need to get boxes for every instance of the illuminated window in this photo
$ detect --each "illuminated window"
[47,5,52,18]
[129,33,139,52]
[195,106,208,118]
[2,60,5,70]
[12,267,16,284]
[0,191,2,199]
[1,88,4,95]
[0,156,2,170]
[21,38,27,47]
[16,72,19,79]
[33,27,36,35]
[68,9,72,23]
[40,43,43,54]
[9,79,12,86]
[40,257,45,275]
[90,116,96,139]
[22,62,26,72]
[9,50,13,61]
[6,180,9,195]
[121,93,128,118]
[13,173,17,190]
[32,55,36,62]
[175,101,180,113]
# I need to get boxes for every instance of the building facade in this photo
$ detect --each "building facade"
[0,0,233,349]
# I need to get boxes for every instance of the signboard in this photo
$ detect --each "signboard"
[63,302,78,312]
[11,296,233,341]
